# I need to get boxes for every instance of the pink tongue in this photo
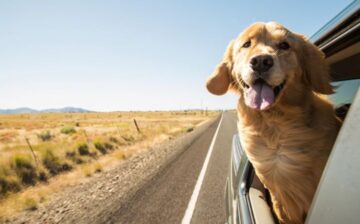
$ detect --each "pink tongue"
[245,82,274,110]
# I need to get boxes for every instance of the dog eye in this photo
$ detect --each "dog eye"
[242,41,251,48]
[278,41,290,50]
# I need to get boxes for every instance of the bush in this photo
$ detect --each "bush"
[37,130,52,141]
[60,126,76,135]
[186,127,194,133]
[41,149,72,175]
[42,149,62,175]
[82,163,102,177]
[110,136,128,146]
[104,142,113,150]
[109,137,119,144]
[0,175,21,196]
[24,197,37,211]
[65,150,76,158]
[113,151,127,160]
[122,135,135,143]
[75,157,84,164]
[11,155,37,185]
[82,165,93,177]
[65,150,85,164]
[77,143,90,155]
[94,163,102,173]
[38,169,48,182]
[94,142,107,154]
[61,162,72,171]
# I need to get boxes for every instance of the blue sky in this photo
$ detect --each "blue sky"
[0,0,353,111]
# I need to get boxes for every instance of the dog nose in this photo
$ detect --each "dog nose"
[250,55,274,73]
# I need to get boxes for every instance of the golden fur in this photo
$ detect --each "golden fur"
[206,22,341,223]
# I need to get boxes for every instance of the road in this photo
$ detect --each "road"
[112,111,238,224]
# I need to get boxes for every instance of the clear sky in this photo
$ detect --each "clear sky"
[0,0,353,111]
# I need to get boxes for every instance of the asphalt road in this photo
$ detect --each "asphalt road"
[112,111,238,224]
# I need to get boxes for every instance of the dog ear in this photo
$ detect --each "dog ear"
[298,35,334,94]
[206,40,234,95]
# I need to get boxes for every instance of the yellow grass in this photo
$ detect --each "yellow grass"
[0,110,217,220]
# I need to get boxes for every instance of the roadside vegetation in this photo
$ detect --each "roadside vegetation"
[0,110,217,220]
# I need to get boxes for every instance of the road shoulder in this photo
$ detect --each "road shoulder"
[8,116,219,224]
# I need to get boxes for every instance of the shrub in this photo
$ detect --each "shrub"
[11,155,37,185]
[75,157,84,164]
[113,151,127,160]
[104,142,113,150]
[60,126,76,135]
[110,136,128,146]
[24,197,37,211]
[0,175,21,196]
[109,137,119,144]
[65,150,85,164]
[77,143,90,156]
[88,150,98,158]
[82,163,102,177]
[186,127,194,133]
[37,130,52,141]
[65,150,76,158]
[94,163,102,173]
[42,149,62,175]
[38,169,48,182]
[94,141,107,154]
[61,162,72,171]
[41,149,72,175]
[122,135,135,143]
[81,165,92,177]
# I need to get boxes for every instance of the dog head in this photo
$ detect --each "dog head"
[206,22,333,110]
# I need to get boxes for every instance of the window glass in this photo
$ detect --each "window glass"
[330,79,360,107]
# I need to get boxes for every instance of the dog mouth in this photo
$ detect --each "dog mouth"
[240,78,286,110]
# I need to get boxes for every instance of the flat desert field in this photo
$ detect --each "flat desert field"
[0,110,217,219]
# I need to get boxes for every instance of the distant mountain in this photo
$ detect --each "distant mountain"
[0,107,92,114]
[41,107,92,113]
[0,107,38,114]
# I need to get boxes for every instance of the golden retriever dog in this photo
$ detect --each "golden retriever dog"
[206,22,341,224]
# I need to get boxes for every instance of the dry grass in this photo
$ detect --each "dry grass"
[23,197,38,211]
[81,162,103,177]
[0,110,217,220]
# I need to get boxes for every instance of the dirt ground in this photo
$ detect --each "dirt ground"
[5,116,216,224]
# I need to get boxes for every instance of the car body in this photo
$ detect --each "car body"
[224,1,360,223]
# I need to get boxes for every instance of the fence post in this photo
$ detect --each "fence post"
[25,138,38,168]
[133,119,141,133]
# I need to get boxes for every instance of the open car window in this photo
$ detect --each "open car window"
[331,79,360,106]
[330,79,360,120]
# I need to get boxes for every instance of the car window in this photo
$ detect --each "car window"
[330,79,360,106]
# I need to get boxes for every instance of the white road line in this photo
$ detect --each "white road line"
[181,112,224,224]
